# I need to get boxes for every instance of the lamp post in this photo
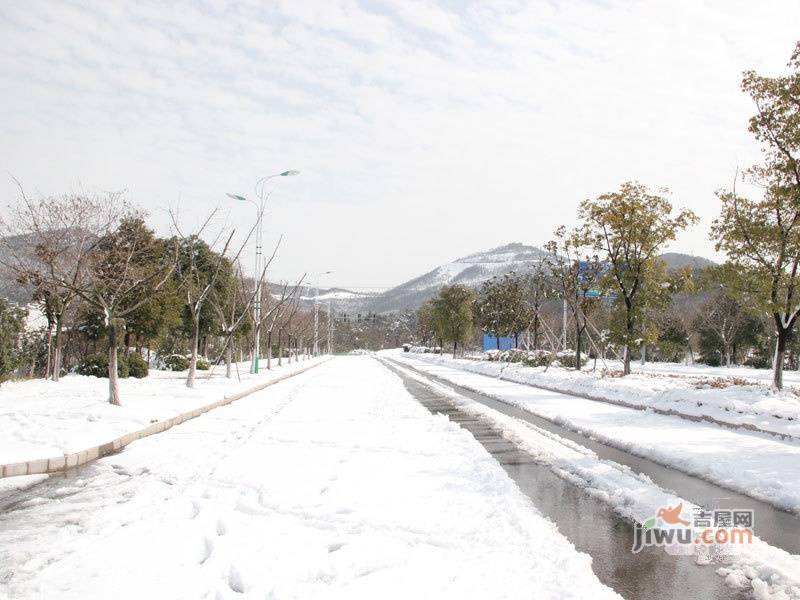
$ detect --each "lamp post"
[327,300,333,355]
[310,271,333,356]
[227,170,299,374]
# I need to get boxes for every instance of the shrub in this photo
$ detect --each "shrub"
[743,355,770,369]
[504,349,528,363]
[195,357,210,370]
[126,353,149,378]
[410,346,442,354]
[523,350,552,367]
[555,350,587,369]
[76,352,130,378]
[163,354,189,371]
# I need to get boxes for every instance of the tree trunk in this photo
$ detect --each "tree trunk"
[640,345,646,366]
[773,327,790,390]
[107,317,121,406]
[44,322,53,380]
[225,343,233,378]
[623,304,633,376]
[52,312,64,382]
[267,331,273,370]
[187,314,199,388]
[725,348,732,368]
[453,341,457,359]
[533,315,540,350]
[496,335,500,350]
[278,330,283,366]
[575,319,582,371]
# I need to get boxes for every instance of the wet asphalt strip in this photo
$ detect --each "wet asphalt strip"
[380,358,755,600]
[382,356,800,557]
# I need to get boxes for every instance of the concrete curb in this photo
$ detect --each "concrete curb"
[0,358,329,479]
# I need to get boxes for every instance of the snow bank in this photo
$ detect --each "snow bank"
[0,357,327,466]
[0,357,620,599]
[394,351,800,439]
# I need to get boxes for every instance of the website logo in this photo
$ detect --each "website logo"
[632,503,754,554]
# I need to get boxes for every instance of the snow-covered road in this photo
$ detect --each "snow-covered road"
[0,356,619,600]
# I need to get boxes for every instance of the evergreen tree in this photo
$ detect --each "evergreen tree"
[0,299,26,383]
[432,285,475,358]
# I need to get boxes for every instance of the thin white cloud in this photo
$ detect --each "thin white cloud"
[1,0,798,286]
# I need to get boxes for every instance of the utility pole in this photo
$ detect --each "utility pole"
[252,202,263,372]
[311,271,333,357]
[227,169,299,374]
[313,287,319,357]
[327,301,332,355]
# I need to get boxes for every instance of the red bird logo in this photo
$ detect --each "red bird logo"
[657,502,690,526]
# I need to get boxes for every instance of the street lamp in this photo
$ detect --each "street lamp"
[227,169,299,374]
[310,271,333,357]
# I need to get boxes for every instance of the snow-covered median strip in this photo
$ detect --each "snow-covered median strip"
[383,358,800,600]
[0,356,620,599]
[0,357,328,474]
[398,351,800,439]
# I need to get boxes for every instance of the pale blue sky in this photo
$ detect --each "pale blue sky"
[2,1,799,288]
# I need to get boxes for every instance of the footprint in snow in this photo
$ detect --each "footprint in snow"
[228,565,246,594]
[199,536,214,565]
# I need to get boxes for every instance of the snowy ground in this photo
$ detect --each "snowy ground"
[411,352,800,439]
[0,357,326,466]
[0,356,619,600]
[386,351,800,516]
[381,356,800,600]
[607,358,800,386]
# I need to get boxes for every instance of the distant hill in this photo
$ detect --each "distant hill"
[0,233,35,304]
[358,243,548,314]
[350,245,719,314]
[658,252,716,271]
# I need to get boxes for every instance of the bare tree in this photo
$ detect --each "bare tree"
[273,283,309,366]
[0,184,119,381]
[261,277,305,369]
[545,226,603,369]
[207,239,282,379]
[209,264,251,379]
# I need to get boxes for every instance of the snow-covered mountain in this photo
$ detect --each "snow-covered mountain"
[362,243,548,314]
